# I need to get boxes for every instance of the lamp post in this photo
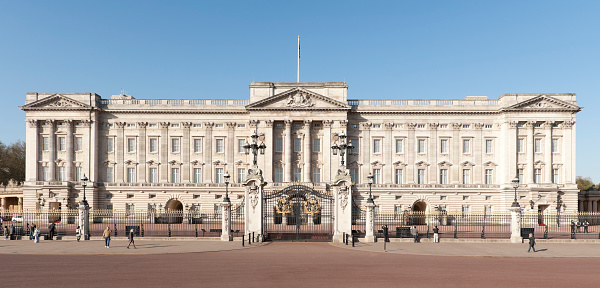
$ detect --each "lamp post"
[331,132,354,166]
[557,189,563,227]
[81,174,89,207]
[511,176,520,208]
[244,130,266,166]
[79,174,90,240]
[223,171,230,203]
[367,172,374,204]
[221,171,232,241]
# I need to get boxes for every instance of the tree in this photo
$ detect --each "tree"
[0,140,25,186]
[576,176,595,191]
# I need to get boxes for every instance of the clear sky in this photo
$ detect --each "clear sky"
[1,1,598,182]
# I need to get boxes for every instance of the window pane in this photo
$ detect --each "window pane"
[75,137,83,151]
[552,138,558,153]
[418,140,425,153]
[463,139,470,154]
[395,139,403,153]
[193,168,202,183]
[440,169,448,184]
[172,138,180,153]
[395,169,403,184]
[312,168,321,183]
[128,138,135,152]
[171,168,180,183]
[106,167,113,183]
[350,139,358,154]
[238,168,246,182]
[149,168,157,183]
[440,139,447,153]
[350,169,358,183]
[294,168,302,182]
[373,139,381,153]
[216,139,224,153]
[294,138,302,152]
[215,168,223,183]
[373,169,381,184]
[463,169,470,184]
[275,138,283,153]
[238,139,246,153]
[194,139,202,153]
[486,139,492,154]
[150,138,157,153]
[313,138,321,152]
[275,168,283,182]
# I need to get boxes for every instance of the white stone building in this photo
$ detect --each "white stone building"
[20,82,581,216]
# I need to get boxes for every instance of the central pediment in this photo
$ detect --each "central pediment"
[503,95,581,112]
[20,94,92,111]
[246,88,351,111]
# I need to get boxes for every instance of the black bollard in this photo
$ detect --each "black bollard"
[252,232,255,243]
[352,235,355,247]
[345,234,348,245]
[343,232,346,244]
[248,234,251,245]
[242,235,245,247]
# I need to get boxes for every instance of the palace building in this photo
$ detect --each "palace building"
[20,82,581,218]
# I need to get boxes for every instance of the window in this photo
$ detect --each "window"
[193,168,202,183]
[373,124,381,128]
[107,138,114,153]
[462,124,470,129]
[486,196,492,201]
[149,123,158,128]
[58,137,66,151]
[75,167,83,181]
[552,169,559,184]
[440,139,448,154]
[439,124,447,129]
[350,139,358,154]
[518,169,524,184]
[312,168,321,183]
[216,139,224,153]
[149,168,158,183]
[462,169,471,184]
[106,204,113,211]
[215,168,224,183]
[534,139,541,153]
[313,138,321,152]
[171,168,180,183]
[294,138,302,152]
[238,168,246,183]
[552,138,559,153]
[237,124,245,128]
[485,206,492,216]
[462,206,470,217]
[42,137,49,151]
[485,139,493,154]
[75,137,83,151]
[126,204,135,216]
[172,138,180,153]
[350,168,358,183]
[373,139,381,153]
[238,139,246,153]
[485,169,493,184]
[395,169,403,184]
[440,196,447,201]
[440,169,448,184]
[463,196,470,200]
[462,139,470,154]
[194,139,202,153]
[215,124,223,128]
[127,168,136,183]
[149,138,158,153]
[417,124,425,129]
[275,168,283,183]
[485,124,493,129]
[127,138,136,153]
[58,167,65,181]
[294,168,302,182]
[171,123,179,128]
[395,139,403,153]
[418,139,426,153]
[193,123,201,128]
[534,169,542,183]
[106,167,113,183]
[417,169,425,184]
[275,138,283,153]
[517,138,524,153]
[373,169,381,184]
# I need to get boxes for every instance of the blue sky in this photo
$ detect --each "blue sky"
[1,1,598,182]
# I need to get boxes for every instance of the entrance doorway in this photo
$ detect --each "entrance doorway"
[412,201,427,225]
[538,204,549,226]
[165,200,183,224]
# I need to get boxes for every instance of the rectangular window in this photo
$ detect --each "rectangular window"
[534,139,541,153]
[485,139,493,154]
[75,137,83,151]
[534,169,542,183]
[485,169,493,184]
[149,138,158,153]
[107,138,113,153]
[312,168,321,183]
[350,168,358,184]
[149,168,158,183]
[127,138,136,153]
[350,139,358,154]
[463,196,470,200]
[106,167,113,183]
[485,206,492,215]
[440,169,448,184]
[552,138,559,153]
[172,138,180,153]
[216,139,224,153]
[552,169,559,184]
[58,137,66,151]
[215,168,223,183]
[194,139,202,153]
[463,169,471,184]
[463,139,470,154]
[42,137,49,151]
[518,169,524,184]
[238,168,246,183]
[440,139,448,154]
[171,168,180,183]
[517,138,524,153]
[373,169,381,184]
[127,168,136,183]
[418,139,426,153]
[238,139,246,153]
[462,206,470,217]
[294,138,302,152]
[313,138,321,152]
[395,139,403,153]
[275,138,283,153]
[486,196,492,201]
[417,169,425,184]
[75,167,83,181]
[193,168,202,183]
[294,168,302,182]
[275,168,283,183]
[58,167,65,181]
[373,139,381,153]
[395,169,403,184]
[41,166,49,181]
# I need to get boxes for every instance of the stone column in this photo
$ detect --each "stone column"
[264,120,274,183]
[384,123,393,184]
[544,122,553,183]
[525,122,534,184]
[65,120,74,181]
[303,120,312,182]
[138,122,147,183]
[593,200,598,213]
[204,122,214,182]
[360,123,372,183]
[451,123,460,184]
[78,203,90,240]
[49,120,56,181]
[474,123,484,184]
[428,123,439,183]
[509,206,523,243]
[332,179,352,243]
[226,122,236,176]
[26,120,39,182]
[364,201,376,242]
[159,122,169,182]
[115,122,125,182]
[563,121,575,184]
[182,122,191,183]
[221,200,232,241]
[284,120,293,183]
[244,172,265,238]
[323,120,333,182]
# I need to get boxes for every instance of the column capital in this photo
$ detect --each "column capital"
[303,119,312,129]
[115,122,126,129]
[284,120,293,127]
[226,122,236,129]
[474,123,484,130]
[384,122,394,130]
[428,123,439,130]
[138,122,148,129]
[360,122,372,130]
[28,119,38,128]
[451,123,461,130]
[508,121,518,128]
[524,121,535,128]
[563,121,575,128]
[265,120,274,128]
[339,120,347,128]
[159,122,170,129]
[81,120,92,127]
[203,122,214,129]
[181,122,192,129]
[323,120,333,128]
[65,119,74,128]
[248,120,259,128]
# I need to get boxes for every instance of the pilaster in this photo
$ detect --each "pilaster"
[65,120,74,181]
[138,122,148,183]
[303,120,312,182]
[203,122,214,183]
[182,122,191,183]
[284,120,293,183]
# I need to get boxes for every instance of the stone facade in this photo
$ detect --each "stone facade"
[20,82,581,217]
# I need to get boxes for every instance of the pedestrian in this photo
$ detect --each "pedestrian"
[571,220,575,234]
[584,221,589,233]
[9,224,14,240]
[103,226,112,248]
[127,228,136,249]
[48,223,56,240]
[29,224,35,240]
[381,225,389,243]
[527,233,536,253]
[34,226,40,243]
[433,225,440,243]
[76,226,81,242]
[3,226,8,240]
[411,226,418,243]
[576,221,581,233]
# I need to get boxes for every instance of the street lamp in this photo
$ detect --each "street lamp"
[223,171,230,203]
[367,172,374,204]
[557,188,563,227]
[511,176,520,208]
[81,174,89,207]
[331,132,354,166]
[244,130,266,166]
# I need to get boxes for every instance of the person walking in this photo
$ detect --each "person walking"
[381,225,389,243]
[584,221,589,233]
[3,226,8,240]
[103,226,112,248]
[576,221,581,233]
[29,224,35,240]
[34,226,40,243]
[9,224,14,240]
[127,228,136,249]
[411,226,418,243]
[433,225,440,243]
[76,226,81,242]
[527,233,537,253]
[48,223,56,240]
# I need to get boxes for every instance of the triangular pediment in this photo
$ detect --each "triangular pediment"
[504,95,581,112]
[21,94,92,111]
[246,88,351,111]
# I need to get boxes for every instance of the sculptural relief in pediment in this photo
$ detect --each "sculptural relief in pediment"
[246,88,350,110]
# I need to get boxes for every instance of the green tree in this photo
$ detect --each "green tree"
[576,176,595,191]
[0,140,26,185]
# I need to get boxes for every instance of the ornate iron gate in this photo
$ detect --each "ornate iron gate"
[263,184,334,241]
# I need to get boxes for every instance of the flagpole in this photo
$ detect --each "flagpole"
[297,35,300,83]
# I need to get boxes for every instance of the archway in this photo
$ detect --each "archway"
[166,199,183,224]
[412,201,427,225]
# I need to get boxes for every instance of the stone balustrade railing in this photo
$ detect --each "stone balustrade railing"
[100,99,250,107]
[347,99,499,107]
